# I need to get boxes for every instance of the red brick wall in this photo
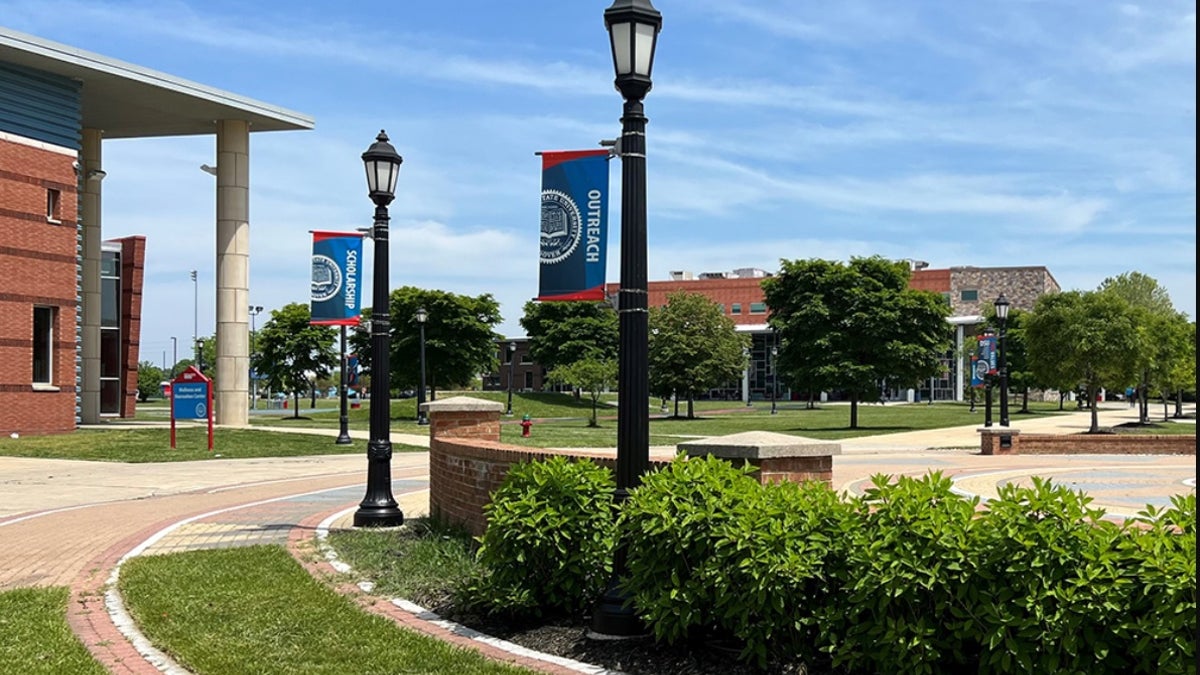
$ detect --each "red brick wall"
[0,137,79,434]
[981,432,1195,456]
[117,236,146,418]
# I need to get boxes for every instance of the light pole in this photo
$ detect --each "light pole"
[770,345,778,415]
[592,0,661,638]
[190,270,198,363]
[335,323,353,445]
[416,307,429,426]
[994,294,1010,427]
[170,337,177,378]
[983,330,995,428]
[249,306,262,411]
[353,130,405,528]
[505,341,516,416]
[743,345,752,407]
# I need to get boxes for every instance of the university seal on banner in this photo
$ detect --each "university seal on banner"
[540,189,582,265]
[311,254,342,302]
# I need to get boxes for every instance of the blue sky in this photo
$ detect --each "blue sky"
[2,1,1195,366]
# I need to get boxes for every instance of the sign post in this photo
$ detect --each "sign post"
[170,365,213,451]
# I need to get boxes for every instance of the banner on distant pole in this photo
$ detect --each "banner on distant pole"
[975,333,998,383]
[310,231,363,325]
[536,149,610,301]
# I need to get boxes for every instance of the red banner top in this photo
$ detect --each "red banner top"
[540,149,610,170]
[310,230,365,242]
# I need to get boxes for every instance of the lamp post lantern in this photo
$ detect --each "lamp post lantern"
[505,341,516,416]
[353,130,405,528]
[416,307,429,426]
[994,294,1010,427]
[770,345,778,415]
[592,0,661,638]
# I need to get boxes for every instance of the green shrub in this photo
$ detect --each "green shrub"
[620,455,761,644]
[1115,493,1196,674]
[967,477,1131,674]
[830,471,981,675]
[464,456,615,617]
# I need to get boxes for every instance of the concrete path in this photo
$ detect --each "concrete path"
[0,402,1192,674]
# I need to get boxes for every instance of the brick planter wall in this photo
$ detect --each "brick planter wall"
[981,429,1195,456]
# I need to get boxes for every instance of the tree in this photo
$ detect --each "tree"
[647,292,750,419]
[520,300,618,376]
[1148,314,1195,420]
[351,287,501,397]
[762,256,951,428]
[254,303,336,417]
[1098,272,1181,424]
[1024,291,1140,433]
[547,358,617,427]
[136,361,164,402]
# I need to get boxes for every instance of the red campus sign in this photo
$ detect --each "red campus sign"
[169,365,213,451]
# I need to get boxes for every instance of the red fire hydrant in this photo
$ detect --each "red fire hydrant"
[520,414,532,438]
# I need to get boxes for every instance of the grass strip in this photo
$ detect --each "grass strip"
[0,586,106,675]
[0,427,424,462]
[118,545,531,674]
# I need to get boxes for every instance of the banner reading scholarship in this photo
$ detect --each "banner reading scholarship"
[310,231,363,325]
[536,149,610,301]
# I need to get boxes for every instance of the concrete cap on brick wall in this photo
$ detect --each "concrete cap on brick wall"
[679,431,841,459]
[977,428,1021,436]
[420,396,505,413]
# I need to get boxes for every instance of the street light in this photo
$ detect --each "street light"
[353,130,405,528]
[416,307,429,426]
[743,346,752,407]
[592,0,662,638]
[770,345,778,415]
[249,306,263,411]
[505,341,517,416]
[191,270,198,364]
[170,337,177,378]
[983,329,995,428]
[994,294,1010,427]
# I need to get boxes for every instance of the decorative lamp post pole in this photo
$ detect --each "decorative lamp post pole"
[743,345,752,407]
[505,341,516,416]
[770,345,778,415]
[592,0,661,638]
[994,294,1010,427]
[191,270,199,363]
[249,305,263,410]
[170,336,177,378]
[983,330,995,428]
[335,323,353,444]
[353,130,405,528]
[416,307,429,425]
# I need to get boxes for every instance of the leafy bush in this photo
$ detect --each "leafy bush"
[464,456,615,617]
[966,477,1129,674]
[830,472,981,675]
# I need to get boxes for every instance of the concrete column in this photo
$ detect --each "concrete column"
[954,324,965,402]
[214,120,250,427]
[79,129,103,424]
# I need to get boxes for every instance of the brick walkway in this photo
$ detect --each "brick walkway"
[1,404,1193,674]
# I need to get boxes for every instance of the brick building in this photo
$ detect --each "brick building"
[489,263,1059,404]
[0,28,311,434]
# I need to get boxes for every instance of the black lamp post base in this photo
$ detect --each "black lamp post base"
[352,505,404,528]
[335,434,353,445]
[589,584,647,639]
[416,416,429,426]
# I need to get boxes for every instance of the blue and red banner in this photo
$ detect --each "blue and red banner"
[537,149,610,301]
[310,231,363,325]
[972,334,998,388]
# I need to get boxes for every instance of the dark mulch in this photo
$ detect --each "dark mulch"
[430,603,823,674]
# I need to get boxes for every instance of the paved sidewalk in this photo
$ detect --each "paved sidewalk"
[0,402,1192,674]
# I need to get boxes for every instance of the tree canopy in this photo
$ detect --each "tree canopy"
[647,291,750,418]
[351,287,502,395]
[762,256,951,428]
[519,300,618,373]
[254,303,336,417]
[547,357,617,427]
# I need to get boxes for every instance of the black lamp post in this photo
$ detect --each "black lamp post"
[505,341,517,416]
[592,0,661,639]
[983,330,995,428]
[335,324,353,445]
[353,130,405,528]
[770,345,778,415]
[994,294,1010,427]
[249,306,262,410]
[743,346,753,407]
[416,307,429,426]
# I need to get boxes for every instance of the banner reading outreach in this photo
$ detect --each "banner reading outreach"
[537,149,610,301]
[310,231,363,325]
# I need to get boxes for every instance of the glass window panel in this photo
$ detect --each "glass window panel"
[634,23,656,75]
[101,251,120,278]
[33,307,53,383]
[750,303,767,314]
[961,289,978,302]
[101,278,120,327]
[100,329,121,378]
[100,379,121,415]
[610,23,632,74]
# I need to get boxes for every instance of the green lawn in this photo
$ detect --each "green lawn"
[0,427,424,462]
[118,545,530,674]
[0,587,106,674]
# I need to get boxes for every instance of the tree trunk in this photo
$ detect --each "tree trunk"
[292,392,300,419]
[590,396,599,427]
[850,391,859,429]
[310,382,317,409]
[1020,388,1030,414]
[1162,393,1169,422]
[674,394,679,418]
[1175,390,1185,418]
[1057,390,1064,410]
[1088,385,1099,433]
[687,396,694,419]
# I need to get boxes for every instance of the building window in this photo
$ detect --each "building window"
[100,249,122,415]
[521,354,532,364]
[749,302,767,314]
[731,303,742,314]
[960,289,978,302]
[33,306,54,384]
[524,371,534,390]
[46,189,62,223]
